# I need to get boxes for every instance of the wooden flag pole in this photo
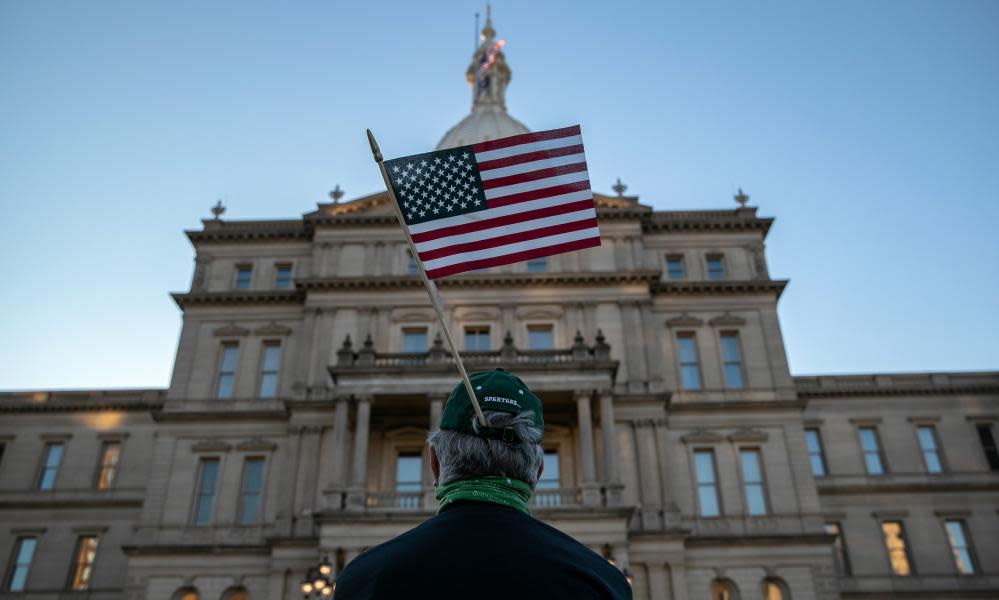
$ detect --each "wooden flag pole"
[366,129,487,427]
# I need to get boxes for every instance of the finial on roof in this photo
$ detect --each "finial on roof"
[612,178,628,197]
[210,199,226,220]
[481,3,495,41]
[735,188,749,207]
[329,185,344,204]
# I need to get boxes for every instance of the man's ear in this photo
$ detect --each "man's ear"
[430,446,441,485]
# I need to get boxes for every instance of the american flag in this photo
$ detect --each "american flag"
[384,125,601,279]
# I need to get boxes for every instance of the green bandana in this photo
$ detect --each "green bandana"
[436,476,533,516]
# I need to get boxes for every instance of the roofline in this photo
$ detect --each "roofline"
[794,370,999,397]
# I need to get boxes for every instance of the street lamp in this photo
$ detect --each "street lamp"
[301,556,335,598]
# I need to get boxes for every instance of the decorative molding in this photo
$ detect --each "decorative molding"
[666,314,704,328]
[39,433,73,441]
[906,415,940,424]
[681,429,724,444]
[298,271,663,291]
[802,418,824,427]
[253,322,292,336]
[848,417,883,425]
[213,323,251,337]
[515,305,564,320]
[96,432,131,441]
[651,280,788,299]
[172,290,304,309]
[391,309,435,323]
[727,427,769,443]
[236,438,278,452]
[191,439,232,453]
[871,509,909,519]
[933,509,971,518]
[708,312,746,327]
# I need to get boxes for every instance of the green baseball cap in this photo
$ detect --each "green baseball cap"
[440,369,544,441]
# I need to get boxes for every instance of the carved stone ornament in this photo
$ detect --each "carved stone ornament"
[191,439,232,452]
[213,323,250,337]
[708,312,746,327]
[666,314,704,328]
[727,427,769,442]
[253,322,292,336]
[680,428,723,444]
[236,437,278,452]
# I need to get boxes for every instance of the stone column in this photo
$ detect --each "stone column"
[611,542,630,571]
[424,394,445,508]
[276,426,303,536]
[668,563,689,600]
[346,395,372,509]
[599,390,622,506]
[646,563,670,600]
[635,420,663,530]
[575,390,600,506]
[294,425,323,536]
[323,396,350,510]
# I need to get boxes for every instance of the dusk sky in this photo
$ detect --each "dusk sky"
[1,1,997,390]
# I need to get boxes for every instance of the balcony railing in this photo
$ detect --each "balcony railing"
[362,487,584,511]
[365,490,425,510]
[333,330,614,372]
[532,487,581,508]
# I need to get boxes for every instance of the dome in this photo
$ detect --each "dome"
[435,9,529,150]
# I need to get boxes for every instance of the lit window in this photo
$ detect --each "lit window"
[916,425,943,473]
[527,325,553,350]
[739,449,767,515]
[5,537,36,592]
[805,429,827,476]
[676,334,701,390]
[192,459,220,525]
[706,255,725,280]
[395,453,422,508]
[944,520,976,574]
[859,427,885,475]
[710,579,737,600]
[693,450,720,517]
[720,332,744,389]
[526,257,547,272]
[975,424,999,471]
[881,521,913,575]
[37,442,63,490]
[258,342,281,398]
[535,450,561,507]
[69,536,99,590]
[666,255,685,280]
[464,326,490,351]
[235,265,252,289]
[402,328,428,353]
[216,343,239,399]
[238,458,265,524]
[95,441,121,489]
[762,579,789,600]
[274,264,292,289]
[824,522,851,575]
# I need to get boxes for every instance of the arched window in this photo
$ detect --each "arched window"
[171,587,199,600]
[221,587,248,600]
[710,579,739,600]
[762,578,791,600]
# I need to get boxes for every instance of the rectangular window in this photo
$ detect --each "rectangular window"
[535,450,561,507]
[526,257,547,272]
[859,427,885,475]
[37,442,63,490]
[95,441,121,489]
[274,264,292,289]
[975,424,999,471]
[192,458,220,525]
[916,425,943,473]
[407,253,418,275]
[805,429,827,476]
[216,343,239,399]
[395,453,422,508]
[258,342,281,398]
[235,265,253,289]
[676,333,701,390]
[706,255,725,280]
[719,332,744,389]
[5,537,36,592]
[739,449,767,516]
[464,326,490,351]
[402,328,428,353]
[881,521,913,575]
[944,520,976,575]
[527,325,553,350]
[238,458,265,524]
[824,522,851,575]
[693,450,720,517]
[666,255,685,280]
[68,536,99,590]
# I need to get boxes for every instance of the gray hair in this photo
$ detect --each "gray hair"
[428,410,544,488]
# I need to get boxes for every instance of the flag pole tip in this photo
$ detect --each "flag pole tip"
[366,129,383,163]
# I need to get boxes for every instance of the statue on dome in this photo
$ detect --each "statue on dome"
[466,7,510,110]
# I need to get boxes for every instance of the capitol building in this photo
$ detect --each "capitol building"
[1,14,997,600]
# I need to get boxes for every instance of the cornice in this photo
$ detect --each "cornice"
[299,271,662,291]
[187,219,309,243]
[651,280,788,298]
[171,289,304,309]
[0,390,164,414]
[795,372,999,398]
[642,208,773,237]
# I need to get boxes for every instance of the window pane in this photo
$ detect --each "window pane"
[235,267,252,289]
[976,424,999,470]
[666,257,684,279]
[720,335,740,361]
[221,346,239,371]
[217,375,235,399]
[258,374,277,398]
[70,536,99,590]
[38,443,63,490]
[259,343,281,398]
[194,460,219,525]
[694,451,716,483]
[707,258,725,279]
[723,364,743,389]
[677,336,697,363]
[262,345,281,371]
[677,335,701,390]
[860,428,884,474]
[527,326,553,350]
[694,450,719,517]
[7,537,36,592]
[881,521,912,575]
[395,454,422,508]
[538,451,560,489]
[465,327,490,351]
[403,329,427,353]
[740,450,767,515]
[764,581,784,600]
[96,442,121,489]
[824,522,851,575]
[945,521,975,574]
[917,426,942,473]
[806,429,826,476]
[274,265,292,288]
[680,365,700,390]
[218,344,239,399]
[239,459,264,524]
[527,257,547,271]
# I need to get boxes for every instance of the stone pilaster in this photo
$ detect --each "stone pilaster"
[599,390,623,506]
[346,395,372,509]
[323,396,350,510]
[575,389,600,506]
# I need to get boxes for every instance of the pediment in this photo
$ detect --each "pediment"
[727,427,769,443]
[191,438,232,453]
[307,192,395,218]
[680,428,723,444]
[213,323,250,337]
[236,437,278,452]
[593,193,639,209]
[666,314,704,328]
[709,312,747,327]
[253,322,293,336]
